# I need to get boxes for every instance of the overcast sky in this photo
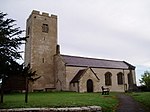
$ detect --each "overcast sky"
[1,0,150,85]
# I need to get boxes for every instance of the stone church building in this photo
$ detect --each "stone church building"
[25,10,137,92]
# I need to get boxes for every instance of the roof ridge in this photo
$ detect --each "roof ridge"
[61,54,132,69]
[60,54,124,63]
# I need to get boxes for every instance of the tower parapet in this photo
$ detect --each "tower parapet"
[32,10,40,14]
[27,10,57,21]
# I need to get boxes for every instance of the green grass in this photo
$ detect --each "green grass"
[128,92,150,110]
[0,92,118,112]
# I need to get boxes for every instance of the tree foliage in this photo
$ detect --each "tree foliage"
[0,11,26,78]
[21,64,40,103]
[0,11,40,103]
[139,71,150,89]
[0,11,26,103]
[22,64,40,81]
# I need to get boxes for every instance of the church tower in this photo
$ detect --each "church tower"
[25,10,57,91]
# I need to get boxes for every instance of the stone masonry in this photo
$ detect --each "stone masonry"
[25,10,57,91]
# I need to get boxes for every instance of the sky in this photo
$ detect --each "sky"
[1,0,150,85]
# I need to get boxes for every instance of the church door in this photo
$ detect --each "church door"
[87,79,93,92]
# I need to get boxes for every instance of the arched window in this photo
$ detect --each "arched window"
[117,72,124,85]
[105,72,112,86]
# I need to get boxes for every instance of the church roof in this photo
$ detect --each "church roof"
[70,68,100,83]
[70,69,86,83]
[61,55,135,70]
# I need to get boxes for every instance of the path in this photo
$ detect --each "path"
[116,93,146,112]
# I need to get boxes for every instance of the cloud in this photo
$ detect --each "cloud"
[1,0,150,85]
[57,0,150,62]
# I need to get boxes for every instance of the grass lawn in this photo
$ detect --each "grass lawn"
[0,92,118,112]
[128,92,150,110]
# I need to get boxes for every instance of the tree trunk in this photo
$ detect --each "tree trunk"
[0,79,4,103]
[25,78,28,103]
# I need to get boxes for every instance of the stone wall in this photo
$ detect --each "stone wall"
[79,68,100,92]
[66,66,86,90]
[54,54,67,91]
[65,66,136,92]
[0,106,102,112]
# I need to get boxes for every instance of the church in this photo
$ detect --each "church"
[25,10,137,92]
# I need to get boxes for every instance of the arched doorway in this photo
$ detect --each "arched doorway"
[87,79,93,92]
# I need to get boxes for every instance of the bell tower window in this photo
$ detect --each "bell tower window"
[42,24,49,33]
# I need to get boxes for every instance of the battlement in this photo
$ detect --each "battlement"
[32,10,40,14]
[42,12,49,17]
[31,10,57,18]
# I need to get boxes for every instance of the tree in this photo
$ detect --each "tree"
[139,71,150,89]
[21,64,40,103]
[0,11,26,103]
[0,11,26,75]
[0,12,40,103]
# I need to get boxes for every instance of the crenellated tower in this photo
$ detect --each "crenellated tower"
[25,10,57,91]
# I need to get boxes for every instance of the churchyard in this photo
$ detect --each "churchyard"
[128,92,150,110]
[0,92,117,112]
[0,92,150,112]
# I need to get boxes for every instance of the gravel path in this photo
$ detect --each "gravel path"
[116,93,146,112]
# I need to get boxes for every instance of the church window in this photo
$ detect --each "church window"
[42,24,49,33]
[105,72,112,86]
[42,58,45,63]
[117,72,124,85]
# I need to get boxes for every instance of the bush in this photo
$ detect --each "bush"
[137,85,150,92]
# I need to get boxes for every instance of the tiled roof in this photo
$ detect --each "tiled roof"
[70,69,86,83]
[61,55,135,69]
